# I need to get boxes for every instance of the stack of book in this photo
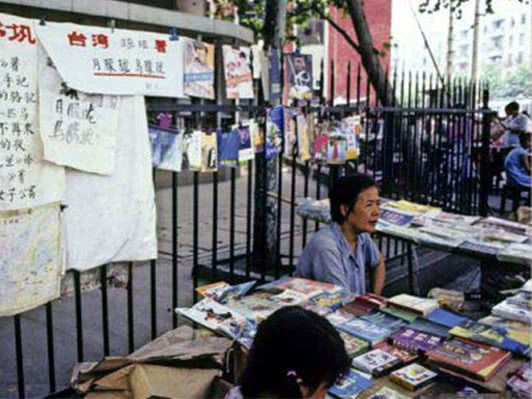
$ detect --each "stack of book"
[390,363,438,391]
[506,363,531,398]
[388,294,440,317]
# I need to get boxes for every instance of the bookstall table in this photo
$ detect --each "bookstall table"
[295,198,531,296]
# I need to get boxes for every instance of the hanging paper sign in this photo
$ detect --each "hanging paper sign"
[0,202,63,316]
[222,45,254,99]
[0,13,65,211]
[286,53,313,101]
[181,130,202,171]
[183,38,215,99]
[296,113,311,161]
[39,45,119,174]
[34,21,185,97]
[238,124,254,162]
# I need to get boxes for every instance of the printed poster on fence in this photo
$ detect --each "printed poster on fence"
[183,38,215,99]
[0,13,65,211]
[222,45,253,99]
[39,44,119,175]
[286,53,313,101]
[201,131,218,172]
[0,202,63,316]
[342,116,361,161]
[181,130,202,171]
[238,124,254,162]
[64,96,157,271]
[149,125,182,172]
[296,113,311,162]
[34,21,185,97]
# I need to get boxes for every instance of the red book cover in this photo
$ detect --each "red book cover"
[374,342,418,364]
[426,338,511,382]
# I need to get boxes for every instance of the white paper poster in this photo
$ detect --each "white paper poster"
[0,202,63,316]
[38,44,119,174]
[222,45,254,99]
[34,21,185,97]
[0,13,65,211]
[149,125,182,172]
[64,96,157,271]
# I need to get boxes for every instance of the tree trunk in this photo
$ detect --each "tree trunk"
[345,0,392,106]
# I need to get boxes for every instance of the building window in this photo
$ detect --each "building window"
[509,35,513,47]
[519,33,525,45]
[517,52,523,64]
[508,54,513,66]
[493,19,504,30]
[483,26,488,34]
[521,14,526,24]
[511,17,515,27]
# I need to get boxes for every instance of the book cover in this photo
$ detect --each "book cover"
[409,318,450,337]
[275,277,341,298]
[339,331,370,358]
[300,300,334,317]
[373,342,418,364]
[217,281,256,304]
[478,315,530,335]
[426,338,511,382]
[360,311,407,332]
[507,362,531,397]
[271,289,308,306]
[426,308,469,328]
[341,301,375,317]
[200,131,218,172]
[296,113,311,161]
[390,363,437,391]
[338,318,392,346]
[352,349,401,377]
[450,319,530,357]
[388,294,439,316]
[355,294,389,309]
[327,131,347,165]
[237,124,254,162]
[366,387,409,399]
[328,368,374,398]
[381,307,419,323]
[225,291,282,321]
[390,327,446,353]
[180,130,202,171]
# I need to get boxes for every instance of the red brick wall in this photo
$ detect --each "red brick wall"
[327,0,391,104]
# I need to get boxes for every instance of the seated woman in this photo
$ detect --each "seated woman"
[504,131,531,188]
[226,306,350,399]
[296,174,386,295]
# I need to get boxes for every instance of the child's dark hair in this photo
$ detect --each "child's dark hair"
[519,131,531,148]
[239,306,350,399]
[329,174,377,224]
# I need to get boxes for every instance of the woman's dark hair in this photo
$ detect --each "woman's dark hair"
[240,306,350,399]
[519,131,531,148]
[329,174,377,224]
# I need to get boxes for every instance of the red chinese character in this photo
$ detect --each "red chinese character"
[155,39,166,53]
[6,24,36,44]
[68,31,87,47]
[92,34,109,49]
[0,23,6,38]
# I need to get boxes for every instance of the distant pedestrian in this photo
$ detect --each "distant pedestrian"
[504,131,531,187]
[502,102,531,147]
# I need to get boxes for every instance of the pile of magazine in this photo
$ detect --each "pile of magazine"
[176,277,531,398]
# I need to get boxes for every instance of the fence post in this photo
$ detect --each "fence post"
[479,89,492,216]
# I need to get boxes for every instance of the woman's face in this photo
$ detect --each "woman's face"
[342,186,381,233]
[300,381,329,399]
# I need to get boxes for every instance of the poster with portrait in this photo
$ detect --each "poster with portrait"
[222,45,254,99]
[312,121,329,162]
[217,127,240,168]
[183,38,215,99]
[286,53,313,101]
[181,130,202,171]
[342,116,361,161]
[201,131,218,172]
[327,130,347,165]
[148,125,182,172]
[296,113,311,161]
[238,124,254,162]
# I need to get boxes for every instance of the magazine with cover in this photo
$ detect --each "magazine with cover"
[296,113,311,161]
[200,131,218,172]
[328,368,374,398]
[224,291,283,321]
[181,130,202,171]
[366,386,410,399]
[149,125,182,172]
[352,349,402,377]
[449,319,530,356]
[286,53,313,101]
[326,310,355,328]
[360,311,407,332]
[217,127,240,168]
[327,130,347,165]
[222,45,253,99]
[275,277,341,298]
[426,308,469,328]
[217,281,256,304]
[271,289,308,306]
[237,124,254,162]
[492,299,531,324]
[426,338,511,382]
[195,281,230,300]
[379,208,415,227]
[381,307,419,323]
[373,342,418,364]
[183,38,215,99]
[390,363,437,391]
[390,327,446,353]
[408,318,450,337]
[497,243,532,265]
[309,290,357,312]
[339,331,370,358]
[474,216,531,237]
[300,300,334,317]
[338,318,392,345]
[478,315,530,335]
[388,294,439,316]
[507,362,531,397]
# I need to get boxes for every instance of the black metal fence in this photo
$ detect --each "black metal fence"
[0,51,493,399]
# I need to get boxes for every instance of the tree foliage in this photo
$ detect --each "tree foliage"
[482,64,532,98]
